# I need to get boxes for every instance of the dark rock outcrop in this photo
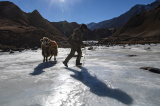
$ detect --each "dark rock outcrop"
[140,67,160,74]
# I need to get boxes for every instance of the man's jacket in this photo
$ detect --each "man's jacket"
[68,28,84,49]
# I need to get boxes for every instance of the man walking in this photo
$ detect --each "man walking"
[63,24,87,67]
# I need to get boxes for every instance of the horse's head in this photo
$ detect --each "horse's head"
[40,37,51,47]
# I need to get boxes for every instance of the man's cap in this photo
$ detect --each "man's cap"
[80,24,87,29]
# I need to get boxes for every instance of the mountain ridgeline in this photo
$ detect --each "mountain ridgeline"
[102,3,160,44]
[87,0,160,30]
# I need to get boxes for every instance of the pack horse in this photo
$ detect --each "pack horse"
[40,37,58,62]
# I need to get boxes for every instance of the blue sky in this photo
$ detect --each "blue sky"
[0,0,156,24]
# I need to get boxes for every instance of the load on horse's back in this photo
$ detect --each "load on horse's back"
[50,40,57,48]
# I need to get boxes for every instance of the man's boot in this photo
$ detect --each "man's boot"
[76,62,82,66]
[63,61,68,67]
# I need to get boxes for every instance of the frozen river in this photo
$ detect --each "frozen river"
[0,44,160,106]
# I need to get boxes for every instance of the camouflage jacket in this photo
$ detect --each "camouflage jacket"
[68,28,85,48]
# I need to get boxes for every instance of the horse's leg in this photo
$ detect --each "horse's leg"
[46,56,48,62]
[49,55,52,61]
[43,56,45,62]
[54,56,56,61]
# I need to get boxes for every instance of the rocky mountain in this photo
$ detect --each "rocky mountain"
[51,21,80,38]
[101,4,160,44]
[88,0,160,30]
[92,28,117,40]
[51,21,99,41]
[87,22,97,29]
[0,1,67,51]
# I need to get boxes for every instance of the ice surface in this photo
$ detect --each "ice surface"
[0,44,160,106]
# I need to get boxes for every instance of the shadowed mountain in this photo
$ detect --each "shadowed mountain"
[92,28,117,39]
[87,22,97,29]
[0,1,29,24]
[88,0,160,30]
[51,21,97,40]
[0,1,67,50]
[28,10,65,39]
[51,21,80,38]
[102,4,160,44]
